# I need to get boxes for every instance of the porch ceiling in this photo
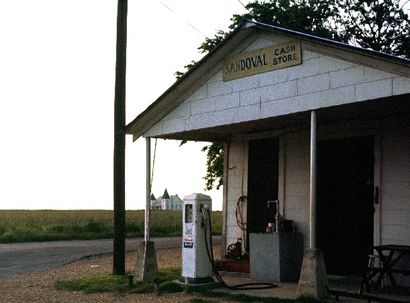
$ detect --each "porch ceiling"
[150,94,410,142]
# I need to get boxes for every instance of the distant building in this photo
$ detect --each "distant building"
[150,188,183,211]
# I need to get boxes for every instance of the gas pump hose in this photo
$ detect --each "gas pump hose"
[201,207,276,290]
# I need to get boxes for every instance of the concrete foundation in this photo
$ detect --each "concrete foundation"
[134,241,158,282]
[297,248,329,300]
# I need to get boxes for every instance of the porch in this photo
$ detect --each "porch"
[210,272,410,302]
[150,94,410,280]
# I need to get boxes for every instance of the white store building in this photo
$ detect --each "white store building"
[126,20,410,280]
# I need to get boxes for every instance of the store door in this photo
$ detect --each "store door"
[317,136,374,276]
[247,137,279,251]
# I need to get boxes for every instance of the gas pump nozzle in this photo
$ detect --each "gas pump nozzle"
[274,200,281,233]
[200,204,209,228]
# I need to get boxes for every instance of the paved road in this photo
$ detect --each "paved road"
[0,236,221,278]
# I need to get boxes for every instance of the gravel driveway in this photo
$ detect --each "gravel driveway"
[0,236,221,278]
[0,247,206,303]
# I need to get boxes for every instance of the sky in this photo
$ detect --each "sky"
[0,0,251,210]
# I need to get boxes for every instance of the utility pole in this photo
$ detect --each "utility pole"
[113,0,127,275]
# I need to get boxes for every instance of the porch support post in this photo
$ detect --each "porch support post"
[309,110,317,249]
[134,137,158,282]
[145,137,151,242]
[297,110,328,300]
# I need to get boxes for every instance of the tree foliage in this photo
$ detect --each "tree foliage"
[199,30,231,53]
[336,0,410,57]
[232,0,342,40]
[177,0,410,190]
[202,143,224,190]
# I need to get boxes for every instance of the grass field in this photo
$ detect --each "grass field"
[0,210,222,243]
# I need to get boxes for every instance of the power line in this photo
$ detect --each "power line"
[235,0,253,18]
[157,0,207,37]
[237,0,247,9]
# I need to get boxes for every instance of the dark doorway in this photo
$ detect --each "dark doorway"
[317,136,374,276]
[247,137,279,251]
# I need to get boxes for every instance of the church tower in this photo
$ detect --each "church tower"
[161,188,171,210]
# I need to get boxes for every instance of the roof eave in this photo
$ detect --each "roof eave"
[126,20,410,141]
[251,21,410,69]
[125,20,257,140]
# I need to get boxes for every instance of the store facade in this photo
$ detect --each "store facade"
[126,21,410,278]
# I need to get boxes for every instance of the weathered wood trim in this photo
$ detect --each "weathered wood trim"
[374,131,382,246]
[221,140,230,256]
[278,135,286,218]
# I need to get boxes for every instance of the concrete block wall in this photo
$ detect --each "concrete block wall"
[381,114,410,245]
[281,130,311,247]
[144,36,410,138]
[380,113,410,284]
[224,130,312,251]
[224,115,410,251]
[225,135,247,250]
[143,32,410,255]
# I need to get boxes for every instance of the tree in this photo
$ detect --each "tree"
[203,142,224,190]
[177,0,410,190]
[232,0,342,39]
[336,0,410,57]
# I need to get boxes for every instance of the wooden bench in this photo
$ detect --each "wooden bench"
[367,267,410,275]
[361,245,410,294]
[329,288,410,303]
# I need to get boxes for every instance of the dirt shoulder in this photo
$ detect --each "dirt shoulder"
[0,246,221,303]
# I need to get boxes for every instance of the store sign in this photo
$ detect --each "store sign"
[223,40,302,81]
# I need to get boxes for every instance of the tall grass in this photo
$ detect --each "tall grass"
[0,210,222,243]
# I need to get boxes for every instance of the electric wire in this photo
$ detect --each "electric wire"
[237,0,247,10]
[234,0,253,25]
[157,0,207,37]
[150,138,158,192]
[201,207,276,290]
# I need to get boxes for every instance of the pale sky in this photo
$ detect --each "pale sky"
[0,0,251,210]
[1,1,408,211]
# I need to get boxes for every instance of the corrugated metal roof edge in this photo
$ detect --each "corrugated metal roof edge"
[252,20,410,64]
[125,19,410,139]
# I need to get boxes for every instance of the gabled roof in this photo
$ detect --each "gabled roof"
[154,194,182,205]
[162,188,170,200]
[125,20,410,140]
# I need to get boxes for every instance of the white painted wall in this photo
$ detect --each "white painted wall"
[145,34,410,138]
[224,129,313,251]
[225,134,247,248]
[381,115,410,245]
[281,130,311,246]
[224,115,410,256]
[142,30,410,256]
[380,114,410,284]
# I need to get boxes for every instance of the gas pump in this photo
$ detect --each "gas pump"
[180,193,213,284]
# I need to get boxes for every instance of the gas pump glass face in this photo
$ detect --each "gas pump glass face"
[185,204,193,223]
